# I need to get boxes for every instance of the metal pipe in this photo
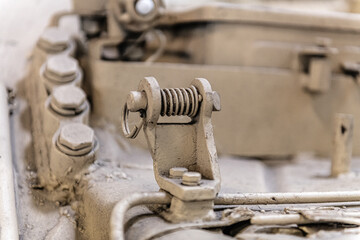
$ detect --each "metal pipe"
[0,83,19,240]
[251,214,310,225]
[251,213,360,226]
[215,191,360,205]
[110,192,171,240]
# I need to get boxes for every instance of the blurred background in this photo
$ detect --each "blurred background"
[0,0,357,89]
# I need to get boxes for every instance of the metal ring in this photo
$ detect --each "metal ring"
[121,102,145,139]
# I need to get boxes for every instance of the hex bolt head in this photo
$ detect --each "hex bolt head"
[169,167,188,178]
[46,55,78,79]
[39,27,70,51]
[51,85,86,110]
[58,123,94,151]
[182,171,201,186]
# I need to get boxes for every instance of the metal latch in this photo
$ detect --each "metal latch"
[121,77,221,222]
[298,38,337,93]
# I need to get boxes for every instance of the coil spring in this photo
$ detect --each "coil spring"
[160,86,202,118]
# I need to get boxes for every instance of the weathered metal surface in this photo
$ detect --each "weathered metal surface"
[88,60,360,156]
[82,2,360,157]
[331,113,354,177]
[118,77,220,225]
[9,1,360,240]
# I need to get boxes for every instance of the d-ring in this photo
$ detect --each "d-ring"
[121,102,145,139]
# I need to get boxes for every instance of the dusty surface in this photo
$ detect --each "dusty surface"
[0,0,75,239]
[3,0,360,239]
[0,0,72,88]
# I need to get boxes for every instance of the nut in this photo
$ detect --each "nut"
[182,171,201,186]
[39,27,70,51]
[169,167,188,178]
[58,123,94,151]
[51,85,86,110]
[46,55,78,79]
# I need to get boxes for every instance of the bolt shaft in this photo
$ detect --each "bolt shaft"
[182,172,201,186]
[331,113,353,177]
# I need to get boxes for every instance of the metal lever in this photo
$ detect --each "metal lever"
[298,38,337,93]
[121,76,221,222]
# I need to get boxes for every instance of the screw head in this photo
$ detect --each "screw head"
[169,167,188,178]
[182,172,201,186]
[58,123,94,151]
[51,85,86,110]
[135,0,155,15]
[46,55,78,79]
[39,27,70,51]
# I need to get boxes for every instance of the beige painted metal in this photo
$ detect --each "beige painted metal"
[26,23,98,203]
[45,123,98,202]
[38,27,71,53]
[169,167,188,178]
[215,191,360,205]
[88,2,360,157]
[89,60,360,157]
[108,0,164,34]
[27,25,77,189]
[110,192,171,240]
[111,189,360,239]
[250,207,360,227]
[57,123,96,156]
[19,1,360,239]
[157,3,360,31]
[121,77,221,222]
[250,213,321,225]
[331,113,354,177]
[0,83,19,240]
[40,55,83,93]
[72,0,107,14]
[182,171,201,186]
[43,84,90,149]
[348,0,360,13]
[121,77,221,201]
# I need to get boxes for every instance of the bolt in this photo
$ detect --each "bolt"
[38,27,70,52]
[45,55,78,83]
[135,0,155,15]
[182,171,201,186]
[58,123,94,152]
[169,167,188,178]
[51,85,86,115]
[127,91,147,112]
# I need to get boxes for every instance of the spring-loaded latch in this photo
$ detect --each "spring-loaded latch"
[120,77,221,222]
[160,86,202,117]
[122,83,204,139]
